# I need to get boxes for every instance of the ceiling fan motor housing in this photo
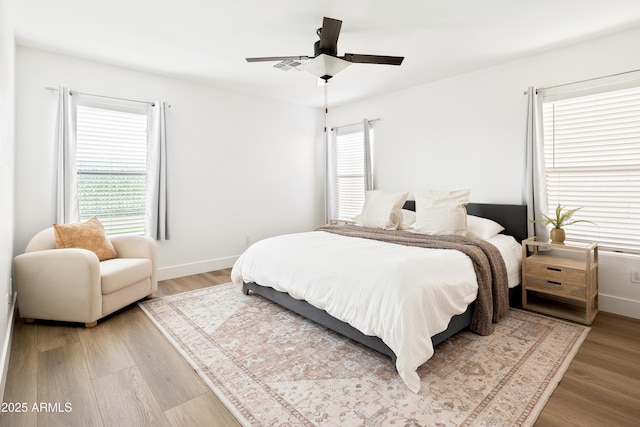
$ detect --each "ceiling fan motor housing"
[314,40,337,58]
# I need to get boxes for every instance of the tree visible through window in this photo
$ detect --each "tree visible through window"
[76,104,148,235]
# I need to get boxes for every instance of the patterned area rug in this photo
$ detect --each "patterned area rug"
[139,283,589,426]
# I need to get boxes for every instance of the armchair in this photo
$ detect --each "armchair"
[14,227,157,327]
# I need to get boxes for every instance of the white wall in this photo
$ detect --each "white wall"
[329,27,640,318]
[12,27,640,319]
[14,47,324,280]
[0,0,16,401]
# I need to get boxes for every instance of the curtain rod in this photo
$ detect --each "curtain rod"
[330,118,380,131]
[523,68,640,95]
[44,86,171,108]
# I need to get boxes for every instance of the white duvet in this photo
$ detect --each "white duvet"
[231,230,520,393]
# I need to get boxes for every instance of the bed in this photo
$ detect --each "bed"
[231,200,527,392]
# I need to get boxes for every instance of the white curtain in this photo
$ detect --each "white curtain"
[363,118,374,191]
[146,101,169,240]
[326,127,338,222]
[525,86,549,238]
[55,86,79,224]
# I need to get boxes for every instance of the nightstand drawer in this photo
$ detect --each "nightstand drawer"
[525,276,586,299]
[525,263,586,284]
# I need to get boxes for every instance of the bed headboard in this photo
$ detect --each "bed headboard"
[402,200,528,243]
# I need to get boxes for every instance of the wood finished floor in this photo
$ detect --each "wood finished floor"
[2,269,639,427]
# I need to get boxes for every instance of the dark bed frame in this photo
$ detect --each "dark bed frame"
[242,202,528,364]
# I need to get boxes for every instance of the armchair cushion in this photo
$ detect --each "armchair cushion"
[53,217,118,261]
[100,258,152,294]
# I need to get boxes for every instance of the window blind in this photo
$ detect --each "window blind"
[76,104,147,235]
[335,125,366,219]
[542,86,640,252]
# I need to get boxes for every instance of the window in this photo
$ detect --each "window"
[329,122,373,220]
[76,103,148,235]
[542,85,640,252]
[335,125,366,219]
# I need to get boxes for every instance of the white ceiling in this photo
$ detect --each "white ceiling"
[12,0,640,108]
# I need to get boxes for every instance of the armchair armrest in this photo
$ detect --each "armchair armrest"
[110,235,156,259]
[13,248,102,323]
[110,235,158,291]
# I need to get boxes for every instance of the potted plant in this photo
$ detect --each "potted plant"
[533,204,595,243]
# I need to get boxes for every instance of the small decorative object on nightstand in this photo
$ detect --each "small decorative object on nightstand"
[530,203,595,243]
[521,236,598,325]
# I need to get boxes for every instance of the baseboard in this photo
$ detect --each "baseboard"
[0,292,16,403]
[157,256,239,281]
[600,293,640,320]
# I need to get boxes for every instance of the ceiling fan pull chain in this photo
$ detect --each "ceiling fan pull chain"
[324,82,328,133]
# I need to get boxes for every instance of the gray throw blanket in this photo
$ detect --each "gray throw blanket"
[316,224,509,336]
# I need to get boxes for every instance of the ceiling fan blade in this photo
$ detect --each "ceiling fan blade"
[318,17,342,52]
[246,55,310,63]
[343,53,404,65]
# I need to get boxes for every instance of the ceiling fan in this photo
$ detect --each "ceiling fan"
[246,17,404,81]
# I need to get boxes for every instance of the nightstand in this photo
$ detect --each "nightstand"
[521,236,598,325]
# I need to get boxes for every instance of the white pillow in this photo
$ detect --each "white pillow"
[467,215,504,239]
[398,209,416,230]
[355,190,409,230]
[413,189,470,235]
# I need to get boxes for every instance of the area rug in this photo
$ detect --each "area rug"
[139,283,589,426]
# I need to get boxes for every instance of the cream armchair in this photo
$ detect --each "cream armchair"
[14,228,157,327]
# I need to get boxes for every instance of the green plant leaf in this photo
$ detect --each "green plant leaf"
[529,203,595,228]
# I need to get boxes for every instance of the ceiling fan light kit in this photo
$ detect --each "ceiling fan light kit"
[246,17,404,81]
[302,54,351,81]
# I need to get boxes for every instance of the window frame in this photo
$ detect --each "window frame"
[328,122,374,220]
[540,82,640,253]
[75,98,150,236]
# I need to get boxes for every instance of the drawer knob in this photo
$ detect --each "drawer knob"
[547,267,562,272]
[547,280,562,285]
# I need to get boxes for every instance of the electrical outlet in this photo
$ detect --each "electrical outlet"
[632,269,640,284]
[245,235,251,245]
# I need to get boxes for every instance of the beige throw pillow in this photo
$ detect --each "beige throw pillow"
[53,217,118,261]
[413,189,471,235]
[355,190,409,230]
